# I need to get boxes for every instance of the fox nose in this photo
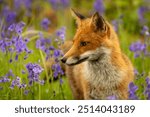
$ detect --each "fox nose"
[61,57,67,63]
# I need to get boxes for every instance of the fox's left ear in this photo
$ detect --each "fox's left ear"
[70,8,85,26]
[91,12,107,32]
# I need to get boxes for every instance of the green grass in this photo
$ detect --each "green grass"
[0,0,150,100]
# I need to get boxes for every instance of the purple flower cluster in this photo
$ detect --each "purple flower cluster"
[41,18,51,30]
[0,69,13,83]
[14,0,32,9]
[0,22,31,61]
[56,27,66,44]
[1,6,17,24]
[52,63,64,78]
[49,0,70,10]
[141,25,149,36]
[93,0,105,15]
[128,82,138,100]
[129,41,147,58]
[26,63,44,86]
[36,33,52,60]
[145,77,150,99]
[138,6,150,24]
[10,76,26,89]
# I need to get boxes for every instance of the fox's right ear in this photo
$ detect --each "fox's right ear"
[70,8,85,26]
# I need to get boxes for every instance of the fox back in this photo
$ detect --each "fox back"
[61,9,134,99]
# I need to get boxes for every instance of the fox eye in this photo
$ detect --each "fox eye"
[80,41,88,46]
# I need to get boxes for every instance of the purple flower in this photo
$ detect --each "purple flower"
[107,95,117,100]
[145,77,150,99]
[24,90,30,95]
[15,22,26,35]
[93,0,105,15]
[14,0,32,9]
[59,78,63,85]
[52,63,64,78]
[41,18,51,30]
[8,24,16,31]
[61,0,70,8]
[56,27,66,43]
[10,76,26,89]
[0,77,10,83]
[128,82,138,100]
[141,25,149,36]
[5,11,16,24]
[138,6,147,23]
[49,0,70,10]
[26,63,44,86]
[53,49,61,58]
[129,41,147,58]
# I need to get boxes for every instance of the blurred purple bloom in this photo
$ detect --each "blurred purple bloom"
[41,18,50,30]
[0,39,6,52]
[22,70,26,74]
[56,27,66,43]
[49,0,70,10]
[53,49,61,58]
[141,25,149,36]
[93,0,105,15]
[0,77,10,83]
[145,77,150,99]
[8,24,16,31]
[134,69,139,76]
[10,76,26,89]
[52,63,64,78]
[59,78,63,85]
[24,90,30,95]
[5,11,16,24]
[138,6,148,23]
[61,0,70,8]
[14,0,32,9]
[6,69,14,77]
[129,41,147,58]
[26,63,44,86]
[107,95,117,100]
[15,22,26,35]
[128,82,138,100]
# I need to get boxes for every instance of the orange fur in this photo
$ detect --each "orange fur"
[61,10,134,100]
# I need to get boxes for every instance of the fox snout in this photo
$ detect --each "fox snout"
[61,57,67,63]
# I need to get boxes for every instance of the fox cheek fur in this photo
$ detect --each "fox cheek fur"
[61,9,134,99]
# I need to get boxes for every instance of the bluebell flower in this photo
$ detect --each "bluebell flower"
[6,11,16,24]
[145,77,150,99]
[93,0,105,15]
[52,63,64,78]
[141,25,149,36]
[138,6,147,23]
[24,90,30,95]
[129,41,147,58]
[49,0,70,10]
[41,18,51,30]
[26,63,44,86]
[0,77,10,83]
[56,27,66,43]
[15,22,26,35]
[128,82,138,100]
[59,78,63,85]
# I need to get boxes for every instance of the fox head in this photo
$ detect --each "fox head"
[61,9,119,65]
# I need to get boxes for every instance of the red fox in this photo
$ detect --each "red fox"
[61,9,134,99]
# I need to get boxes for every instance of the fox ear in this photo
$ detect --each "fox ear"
[91,12,107,32]
[70,8,85,26]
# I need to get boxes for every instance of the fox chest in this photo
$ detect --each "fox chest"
[83,61,123,99]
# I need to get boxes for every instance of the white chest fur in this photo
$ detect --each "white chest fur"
[83,55,123,99]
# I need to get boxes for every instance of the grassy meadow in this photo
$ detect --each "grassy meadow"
[0,0,150,100]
